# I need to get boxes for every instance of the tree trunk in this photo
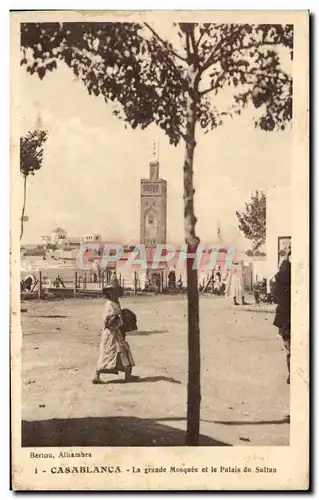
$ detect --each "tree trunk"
[252,239,264,252]
[184,64,201,446]
[20,174,27,241]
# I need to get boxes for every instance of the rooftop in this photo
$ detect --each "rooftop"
[52,226,67,234]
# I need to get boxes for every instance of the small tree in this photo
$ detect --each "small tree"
[21,22,292,445]
[20,129,47,240]
[236,190,266,251]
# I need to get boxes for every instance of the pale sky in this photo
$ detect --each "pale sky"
[19,57,291,247]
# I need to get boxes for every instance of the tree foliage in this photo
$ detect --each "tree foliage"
[20,21,292,445]
[20,129,47,240]
[236,190,266,250]
[21,22,293,146]
[20,129,48,177]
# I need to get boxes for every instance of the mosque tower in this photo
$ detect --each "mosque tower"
[140,142,167,248]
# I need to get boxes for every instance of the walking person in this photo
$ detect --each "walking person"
[273,248,291,384]
[177,276,183,292]
[213,266,222,295]
[92,284,137,384]
[210,269,215,294]
[168,267,176,293]
[92,260,99,283]
[226,258,249,306]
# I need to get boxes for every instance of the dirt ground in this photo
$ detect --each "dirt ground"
[21,295,289,447]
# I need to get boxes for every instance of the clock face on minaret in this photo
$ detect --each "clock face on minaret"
[140,160,167,248]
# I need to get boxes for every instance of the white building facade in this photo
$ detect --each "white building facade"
[51,226,67,245]
[81,234,102,244]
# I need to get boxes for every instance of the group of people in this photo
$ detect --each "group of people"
[226,252,291,384]
[198,261,248,303]
[93,248,291,386]
[225,253,291,384]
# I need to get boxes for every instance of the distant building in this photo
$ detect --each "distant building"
[42,227,83,255]
[51,226,67,245]
[41,235,51,246]
[65,237,81,248]
[81,233,102,244]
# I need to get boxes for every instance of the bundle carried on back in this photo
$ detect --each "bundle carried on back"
[120,308,138,337]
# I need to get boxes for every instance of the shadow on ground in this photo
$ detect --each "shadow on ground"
[22,416,231,447]
[144,416,290,425]
[212,417,290,425]
[31,315,69,319]
[127,329,168,336]
[105,376,181,385]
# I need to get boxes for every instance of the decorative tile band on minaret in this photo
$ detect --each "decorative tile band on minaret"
[140,143,167,248]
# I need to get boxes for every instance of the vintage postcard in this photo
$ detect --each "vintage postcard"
[11,10,309,491]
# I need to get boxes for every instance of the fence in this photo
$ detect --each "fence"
[20,269,146,300]
[20,264,255,301]
[21,269,182,299]
[20,270,114,300]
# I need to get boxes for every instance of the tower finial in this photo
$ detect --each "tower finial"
[152,140,159,163]
[149,140,159,180]
[217,219,222,242]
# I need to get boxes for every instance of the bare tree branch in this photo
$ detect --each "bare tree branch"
[195,31,205,50]
[200,45,220,73]
[199,86,215,97]
[199,60,290,97]
[144,22,188,63]
[189,26,197,55]
[252,239,264,251]
[199,26,283,75]
[235,40,282,53]
[185,31,191,60]
[200,25,243,73]
[199,73,225,96]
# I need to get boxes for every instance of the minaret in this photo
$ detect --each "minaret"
[140,142,167,247]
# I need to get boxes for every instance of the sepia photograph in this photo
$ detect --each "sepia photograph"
[10,10,309,490]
